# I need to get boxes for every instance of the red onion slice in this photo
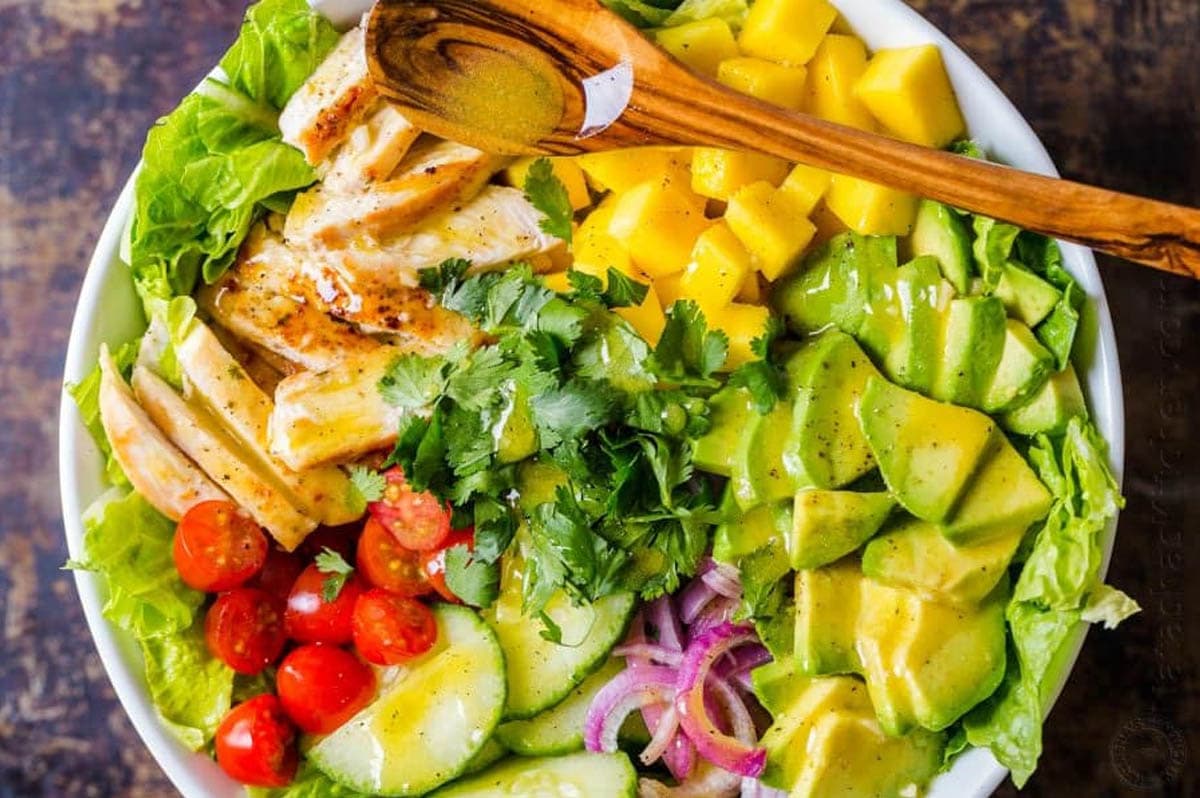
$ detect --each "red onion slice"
[639,703,680,765]
[701,565,743,599]
[585,665,677,754]
[614,642,685,667]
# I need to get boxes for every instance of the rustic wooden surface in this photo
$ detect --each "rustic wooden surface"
[0,1,1195,796]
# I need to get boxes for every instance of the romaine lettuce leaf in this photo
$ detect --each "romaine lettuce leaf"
[600,0,678,28]
[247,762,367,797]
[142,624,235,751]
[67,342,138,488]
[664,0,751,30]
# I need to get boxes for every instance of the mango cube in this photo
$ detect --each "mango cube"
[577,148,692,194]
[826,174,918,236]
[543,271,573,293]
[505,157,591,210]
[691,148,789,200]
[738,0,838,66]
[616,285,667,344]
[573,200,638,281]
[608,180,710,278]
[779,163,832,215]
[656,272,686,309]
[717,57,807,109]
[725,181,816,280]
[710,303,773,369]
[854,45,967,148]
[809,199,850,244]
[737,272,763,303]
[655,18,739,78]
[805,35,876,131]
[679,223,753,312]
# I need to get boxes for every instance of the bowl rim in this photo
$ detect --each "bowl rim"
[58,2,1125,796]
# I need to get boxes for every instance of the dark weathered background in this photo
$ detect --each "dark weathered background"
[0,1,1196,795]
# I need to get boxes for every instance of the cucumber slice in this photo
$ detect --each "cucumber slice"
[463,738,508,776]
[428,751,638,798]
[496,659,624,755]
[307,606,506,797]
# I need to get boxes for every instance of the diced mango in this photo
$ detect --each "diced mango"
[710,303,773,369]
[829,14,856,35]
[826,174,918,235]
[738,0,838,66]
[616,285,667,344]
[717,57,807,109]
[679,223,753,312]
[655,18,739,78]
[656,272,686,309]
[691,148,789,200]
[779,163,832,215]
[809,199,850,245]
[725,181,816,280]
[854,45,967,148]
[573,200,637,281]
[607,180,710,278]
[737,272,763,303]
[505,157,591,210]
[543,271,573,293]
[577,148,692,194]
[805,35,876,131]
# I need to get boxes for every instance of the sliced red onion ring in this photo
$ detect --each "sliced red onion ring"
[585,666,677,754]
[638,761,742,798]
[701,566,743,599]
[626,605,694,778]
[740,778,788,798]
[708,678,755,744]
[678,577,719,625]
[646,595,685,651]
[689,595,739,638]
[714,643,772,680]
[615,642,685,667]
[639,703,680,765]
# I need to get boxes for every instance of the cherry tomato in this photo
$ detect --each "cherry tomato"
[284,563,364,645]
[368,468,452,552]
[420,528,475,603]
[356,517,432,597]
[215,695,298,788]
[173,501,268,592]
[275,644,376,734]
[252,547,304,601]
[205,588,287,675]
[352,589,438,665]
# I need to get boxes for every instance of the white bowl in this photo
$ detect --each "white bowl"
[59,1,1125,795]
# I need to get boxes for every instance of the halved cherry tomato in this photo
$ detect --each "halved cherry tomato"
[252,547,304,602]
[420,528,475,603]
[215,694,298,788]
[205,588,287,675]
[352,589,438,665]
[368,468,452,552]
[356,517,431,597]
[284,563,364,645]
[275,644,376,735]
[173,500,268,592]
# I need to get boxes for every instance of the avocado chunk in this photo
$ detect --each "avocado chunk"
[751,658,803,716]
[994,262,1062,327]
[794,561,862,676]
[792,712,943,798]
[790,489,896,570]
[773,233,899,338]
[940,432,1053,545]
[981,319,1055,413]
[784,331,880,489]
[890,256,951,394]
[692,386,754,477]
[862,515,1023,604]
[909,199,973,293]
[760,676,871,790]
[730,397,797,510]
[933,295,1007,407]
[713,495,792,563]
[1002,363,1088,436]
[858,376,996,522]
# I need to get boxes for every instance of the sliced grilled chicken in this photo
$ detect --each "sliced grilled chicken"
[279,26,377,166]
[287,138,510,246]
[207,321,289,394]
[176,319,361,526]
[97,346,228,520]
[132,365,319,551]
[269,347,408,471]
[321,103,422,192]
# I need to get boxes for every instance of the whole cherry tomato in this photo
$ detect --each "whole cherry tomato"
[284,563,364,645]
[352,589,438,666]
[368,468,452,552]
[275,644,376,734]
[252,547,304,602]
[205,588,287,675]
[214,695,298,788]
[419,528,475,603]
[173,501,267,592]
[357,517,431,597]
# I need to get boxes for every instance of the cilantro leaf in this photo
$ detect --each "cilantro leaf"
[379,352,453,410]
[419,258,471,295]
[530,380,617,448]
[473,496,517,564]
[346,465,385,513]
[444,544,500,607]
[537,611,564,644]
[727,314,788,413]
[523,158,574,244]
[315,548,354,602]
[567,270,605,301]
[603,268,650,309]
[650,300,728,386]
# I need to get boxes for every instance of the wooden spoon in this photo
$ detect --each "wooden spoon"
[365,0,1200,279]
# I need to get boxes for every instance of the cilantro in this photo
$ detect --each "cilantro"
[567,270,605,301]
[419,258,471,295]
[522,158,574,245]
[603,268,649,309]
[378,351,454,410]
[530,380,617,448]
[727,315,788,413]
[537,611,564,644]
[650,300,728,387]
[315,548,354,602]
[444,544,500,607]
[346,465,385,513]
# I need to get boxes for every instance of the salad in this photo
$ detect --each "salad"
[68,0,1140,795]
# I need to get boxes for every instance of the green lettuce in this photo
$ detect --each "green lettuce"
[601,0,748,29]
[143,625,236,750]
[128,0,339,314]
[67,342,138,488]
[247,762,367,798]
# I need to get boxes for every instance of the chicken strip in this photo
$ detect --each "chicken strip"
[321,102,422,192]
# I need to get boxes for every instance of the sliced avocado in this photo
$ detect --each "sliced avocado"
[791,712,943,798]
[760,676,872,790]
[692,385,754,477]
[789,489,896,570]
[981,319,1055,413]
[909,199,973,294]
[941,433,1054,545]
[794,560,862,676]
[713,497,791,563]
[933,295,1007,407]
[784,331,880,489]
[751,658,802,716]
[858,376,996,522]
[515,460,569,511]
[730,398,797,510]
[773,233,899,337]
[890,256,951,393]
[994,262,1062,327]
[862,516,1023,604]
[1001,363,1088,436]
[495,382,538,464]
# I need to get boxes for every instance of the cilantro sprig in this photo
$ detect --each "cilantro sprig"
[522,158,575,245]
[315,548,355,602]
